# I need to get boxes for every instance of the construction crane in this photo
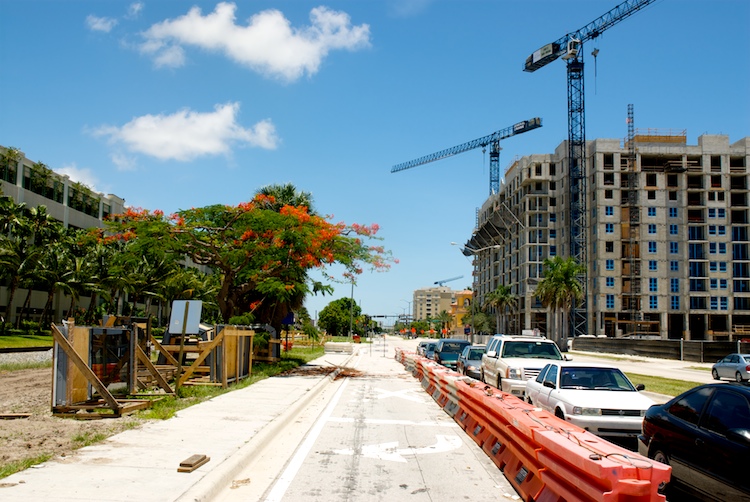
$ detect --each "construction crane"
[523,0,656,339]
[392,118,542,195]
[434,275,463,286]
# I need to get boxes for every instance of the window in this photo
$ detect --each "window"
[671,278,679,293]
[721,297,728,310]
[605,189,613,199]
[648,207,656,217]
[646,173,657,187]
[710,242,717,254]
[671,296,680,309]
[648,191,656,200]
[550,229,556,238]
[710,278,718,289]
[606,241,614,253]
[606,259,614,271]
[670,242,679,254]
[649,260,657,271]
[669,224,678,235]
[606,295,614,309]
[649,278,658,292]
[550,213,557,223]
[720,262,727,272]
[605,223,614,234]
[605,206,614,216]
[606,277,614,287]
[668,387,712,425]
[649,241,657,253]
[710,261,717,272]
[719,226,726,236]
[669,207,678,218]
[550,245,557,256]
[650,296,658,309]
[648,224,657,234]
[670,260,679,271]
[720,243,727,254]
[709,225,717,235]
[708,208,716,218]
[718,208,726,218]
[720,279,728,289]
[711,297,719,310]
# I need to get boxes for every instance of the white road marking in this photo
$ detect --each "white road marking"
[263,378,350,502]
[327,417,459,427]
[333,434,463,463]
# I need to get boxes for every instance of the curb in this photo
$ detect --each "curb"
[176,351,356,502]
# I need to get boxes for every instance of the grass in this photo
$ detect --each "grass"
[72,431,109,448]
[137,345,325,420]
[626,372,701,397]
[0,359,53,372]
[0,454,53,479]
[0,333,53,349]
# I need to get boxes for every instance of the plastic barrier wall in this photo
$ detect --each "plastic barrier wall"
[394,348,671,502]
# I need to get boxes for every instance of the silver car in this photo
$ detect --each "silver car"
[457,345,485,379]
[712,353,750,382]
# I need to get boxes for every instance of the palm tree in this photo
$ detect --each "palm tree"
[484,284,517,334]
[535,256,585,347]
[255,183,316,214]
[436,310,452,336]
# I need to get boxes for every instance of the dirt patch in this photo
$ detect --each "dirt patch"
[0,368,147,476]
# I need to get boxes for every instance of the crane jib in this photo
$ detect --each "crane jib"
[390,117,542,174]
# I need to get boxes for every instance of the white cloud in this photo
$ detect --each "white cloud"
[57,163,100,192]
[138,3,371,81]
[127,2,144,19]
[86,15,118,33]
[92,102,279,162]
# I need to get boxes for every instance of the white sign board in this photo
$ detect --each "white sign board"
[169,300,202,335]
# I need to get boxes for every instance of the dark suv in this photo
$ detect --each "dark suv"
[432,338,470,371]
[638,383,750,500]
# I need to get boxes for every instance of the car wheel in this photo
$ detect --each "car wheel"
[652,449,669,465]
[497,376,502,390]
[712,368,720,380]
[736,372,745,383]
[555,408,565,420]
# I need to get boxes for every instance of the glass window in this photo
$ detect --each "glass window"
[669,207,678,218]
[650,277,658,292]
[649,241,657,253]
[649,260,657,271]
[606,259,614,271]
[606,294,614,309]
[708,208,716,218]
[671,296,680,309]
[650,296,658,309]
[670,224,678,235]
[606,277,614,287]
[649,224,657,234]
[605,223,614,234]
[670,242,679,254]
[605,206,613,216]
[704,389,750,436]
[670,261,679,271]
[668,387,713,425]
[671,278,679,293]
[648,207,656,217]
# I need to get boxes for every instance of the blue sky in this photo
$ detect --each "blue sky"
[1,0,748,324]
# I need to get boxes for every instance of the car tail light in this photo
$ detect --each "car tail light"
[745,365,750,372]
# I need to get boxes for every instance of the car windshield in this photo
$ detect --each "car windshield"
[559,367,636,391]
[468,349,485,359]
[440,342,468,353]
[426,343,436,351]
[501,341,562,359]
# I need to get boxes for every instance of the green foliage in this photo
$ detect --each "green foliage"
[228,313,256,325]
[0,454,53,479]
[318,297,361,337]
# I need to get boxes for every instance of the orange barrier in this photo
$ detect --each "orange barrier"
[396,349,671,502]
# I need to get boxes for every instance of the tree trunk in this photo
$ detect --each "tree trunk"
[17,288,33,328]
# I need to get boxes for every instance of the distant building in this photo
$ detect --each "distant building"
[466,133,750,341]
[412,286,454,322]
[450,289,473,337]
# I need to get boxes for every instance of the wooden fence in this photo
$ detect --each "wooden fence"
[572,337,750,363]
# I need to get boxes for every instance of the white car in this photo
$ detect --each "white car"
[525,361,655,438]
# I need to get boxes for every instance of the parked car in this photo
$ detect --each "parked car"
[424,342,437,360]
[526,361,654,438]
[457,345,485,379]
[481,334,566,397]
[432,338,471,371]
[417,340,430,356]
[711,353,750,382]
[638,383,750,501]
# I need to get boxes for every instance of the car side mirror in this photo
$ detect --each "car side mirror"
[543,380,556,389]
[564,355,573,361]
[635,384,645,391]
[486,350,497,358]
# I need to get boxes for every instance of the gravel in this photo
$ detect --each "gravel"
[0,349,54,365]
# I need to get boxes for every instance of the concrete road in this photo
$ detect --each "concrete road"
[213,336,518,501]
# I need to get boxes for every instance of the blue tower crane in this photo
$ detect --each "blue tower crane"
[523,0,656,339]
[391,118,542,195]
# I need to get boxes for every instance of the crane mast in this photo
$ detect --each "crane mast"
[391,118,542,195]
[523,0,656,339]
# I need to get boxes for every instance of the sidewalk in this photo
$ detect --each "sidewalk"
[0,351,355,502]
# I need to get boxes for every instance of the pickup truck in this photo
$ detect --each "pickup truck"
[480,334,566,397]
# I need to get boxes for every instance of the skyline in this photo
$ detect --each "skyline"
[1,1,748,324]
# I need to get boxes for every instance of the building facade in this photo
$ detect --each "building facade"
[466,133,750,341]
[0,145,127,322]
[412,286,455,322]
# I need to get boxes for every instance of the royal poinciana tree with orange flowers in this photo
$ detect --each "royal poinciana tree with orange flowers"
[104,190,394,333]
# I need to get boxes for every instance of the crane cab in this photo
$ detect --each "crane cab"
[561,38,581,60]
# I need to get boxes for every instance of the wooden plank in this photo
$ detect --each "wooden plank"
[0,413,31,419]
[177,331,225,387]
[70,326,90,404]
[178,454,210,473]
[135,344,175,395]
[150,334,180,366]
[51,325,122,414]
